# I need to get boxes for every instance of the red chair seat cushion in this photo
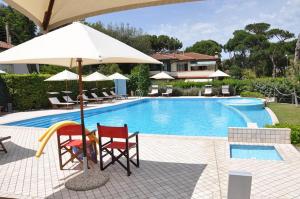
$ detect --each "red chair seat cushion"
[63,139,92,148]
[104,141,136,150]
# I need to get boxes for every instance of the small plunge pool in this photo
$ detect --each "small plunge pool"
[230,144,283,161]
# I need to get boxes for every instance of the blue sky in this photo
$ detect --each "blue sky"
[1,0,299,49]
[86,0,300,48]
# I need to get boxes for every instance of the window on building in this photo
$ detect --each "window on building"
[27,64,38,73]
[177,62,188,71]
[191,66,208,71]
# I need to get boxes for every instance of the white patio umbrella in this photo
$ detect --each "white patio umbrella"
[0,22,161,182]
[150,71,174,80]
[44,69,78,92]
[108,72,129,80]
[209,70,230,78]
[0,70,7,74]
[83,71,109,82]
[4,0,197,31]
[84,71,110,91]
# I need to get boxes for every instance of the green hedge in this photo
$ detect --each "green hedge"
[153,78,300,97]
[266,123,300,145]
[240,91,265,98]
[0,74,113,111]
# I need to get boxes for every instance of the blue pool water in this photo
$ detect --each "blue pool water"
[230,144,282,160]
[4,98,272,137]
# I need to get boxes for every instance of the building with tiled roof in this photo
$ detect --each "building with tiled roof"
[150,52,218,81]
[0,41,39,74]
[0,41,14,49]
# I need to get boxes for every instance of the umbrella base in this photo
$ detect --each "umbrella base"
[65,170,109,191]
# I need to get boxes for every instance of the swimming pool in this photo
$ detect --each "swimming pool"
[4,98,272,137]
[230,144,282,161]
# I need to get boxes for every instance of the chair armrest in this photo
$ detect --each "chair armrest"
[128,132,139,139]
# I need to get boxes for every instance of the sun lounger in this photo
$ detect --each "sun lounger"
[83,93,102,103]
[110,90,128,99]
[162,85,173,96]
[221,85,230,96]
[148,85,159,96]
[48,97,74,109]
[91,93,108,102]
[0,136,11,153]
[204,85,213,96]
[102,91,115,100]
[63,96,87,106]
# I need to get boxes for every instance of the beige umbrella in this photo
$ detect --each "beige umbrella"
[150,71,174,80]
[209,70,230,78]
[108,72,129,80]
[0,22,161,183]
[83,71,110,91]
[83,71,109,82]
[4,0,198,31]
[44,69,78,92]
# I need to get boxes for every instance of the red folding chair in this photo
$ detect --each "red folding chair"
[97,123,139,176]
[57,124,97,170]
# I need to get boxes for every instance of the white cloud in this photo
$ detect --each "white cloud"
[149,0,300,49]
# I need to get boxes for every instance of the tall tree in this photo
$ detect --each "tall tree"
[0,5,36,45]
[185,40,222,56]
[224,22,296,77]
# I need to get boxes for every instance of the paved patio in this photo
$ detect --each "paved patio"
[1,124,300,198]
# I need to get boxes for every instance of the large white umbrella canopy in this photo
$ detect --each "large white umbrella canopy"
[0,22,161,177]
[150,71,174,80]
[209,70,230,78]
[4,0,197,31]
[108,72,129,80]
[83,72,109,82]
[44,69,78,81]
[0,70,7,74]
[0,22,161,66]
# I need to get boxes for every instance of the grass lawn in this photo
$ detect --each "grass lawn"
[268,103,300,125]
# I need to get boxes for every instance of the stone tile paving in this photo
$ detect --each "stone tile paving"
[0,126,300,198]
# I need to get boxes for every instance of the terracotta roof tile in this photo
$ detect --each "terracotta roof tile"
[0,41,14,49]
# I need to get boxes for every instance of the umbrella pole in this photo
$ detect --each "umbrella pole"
[77,58,88,174]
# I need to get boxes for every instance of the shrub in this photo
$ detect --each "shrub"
[266,123,300,145]
[128,64,151,96]
[0,74,113,110]
[240,91,264,98]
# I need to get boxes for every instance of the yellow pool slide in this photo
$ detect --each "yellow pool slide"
[36,121,98,158]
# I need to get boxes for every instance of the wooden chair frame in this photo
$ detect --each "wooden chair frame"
[0,136,11,153]
[57,125,97,170]
[97,123,139,176]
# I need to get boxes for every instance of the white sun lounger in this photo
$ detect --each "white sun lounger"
[221,85,230,96]
[148,85,159,96]
[204,85,213,96]
[162,85,173,96]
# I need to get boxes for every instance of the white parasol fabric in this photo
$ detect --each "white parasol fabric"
[4,0,197,31]
[108,72,129,80]
[0,22,162,66]
[150,71,174,80]
[83,72,109,82]
[209,70,230,78]
[44,69,78,81]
